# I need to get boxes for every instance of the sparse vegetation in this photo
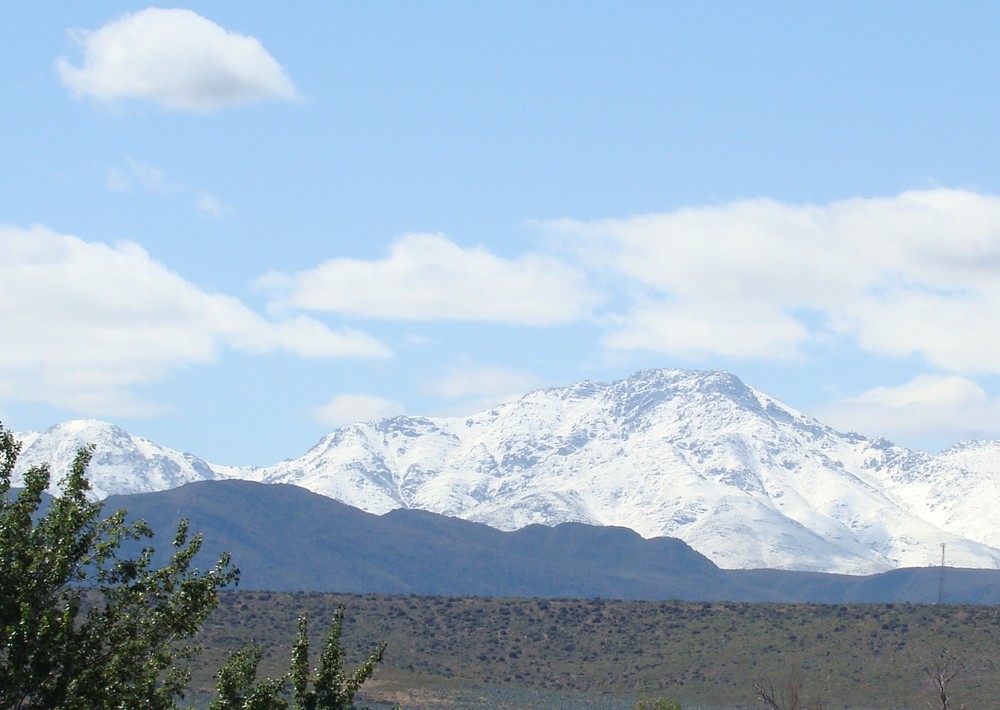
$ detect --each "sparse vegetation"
[184,593,1000,709]
[634,695,683,710]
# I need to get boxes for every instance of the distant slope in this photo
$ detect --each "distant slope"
[107,480,725,599]
[107,480,1000,604]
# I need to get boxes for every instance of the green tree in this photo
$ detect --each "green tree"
[210,644,288,710]
[0,422,239,709]
[210,607,387,710]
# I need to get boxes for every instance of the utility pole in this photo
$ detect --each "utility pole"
[937,542,946,605]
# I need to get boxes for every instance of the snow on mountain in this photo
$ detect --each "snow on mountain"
[11,419,220,499]
[878,439,1000,550]
[9,370,1000,575]
[258,369,1000,574]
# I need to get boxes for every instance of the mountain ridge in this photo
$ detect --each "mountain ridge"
[13,368,1000,575]
[106,479,1000,603]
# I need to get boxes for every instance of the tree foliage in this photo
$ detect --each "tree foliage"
[0,421,238,709]
[0,421,389,710]
[211,606,387,710]
[210,644,287,710]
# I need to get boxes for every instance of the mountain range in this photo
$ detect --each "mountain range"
[102,479,1000,604]
[12,368,1000,576]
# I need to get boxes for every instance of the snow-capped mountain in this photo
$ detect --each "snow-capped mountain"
[11,369,1000,575]
[11,419,219,499]
[255,369,1000,574]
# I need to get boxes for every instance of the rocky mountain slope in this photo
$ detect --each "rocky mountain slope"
[13,369,1000,574]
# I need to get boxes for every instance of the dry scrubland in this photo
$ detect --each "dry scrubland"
[186,592,1000,709]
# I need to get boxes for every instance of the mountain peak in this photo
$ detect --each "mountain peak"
[618,367,763,410]
[13,419,217,498]
[47,417,126,433]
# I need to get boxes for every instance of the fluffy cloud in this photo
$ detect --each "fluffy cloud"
[421,363,541,415]
[258,232,599,325]
[541,189,1000,372]
[314,394,406,428]
[57,8,297,111]
[814,375,1000,449]
[0,225,390,415]
[601,300,809,360]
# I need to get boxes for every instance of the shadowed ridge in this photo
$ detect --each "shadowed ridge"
[103,480,1000,603]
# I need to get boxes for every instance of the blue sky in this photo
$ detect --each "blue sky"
[4,2,1000,465]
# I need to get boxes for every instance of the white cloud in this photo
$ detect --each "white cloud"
[839,289,1000,374]
[423,364,540,404]
[314,394,406,428]
[541,189,1000,372]
[814,375,1000,449]
[56,8,297,111]
[601,300,809,360]
[196,192,224,219]
[258,232,599,325]
[0,225,390,415]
